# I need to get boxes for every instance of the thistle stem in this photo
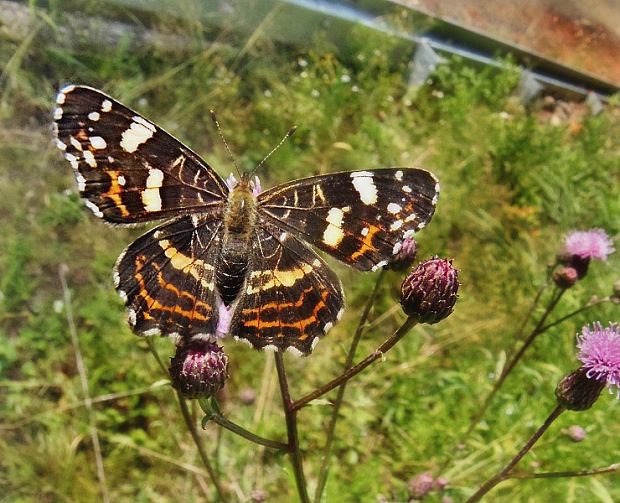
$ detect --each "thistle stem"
[537,296,610,333]
[292,316,418,411]
[207,412,288,451]
[314,269,386,503]
[146,338,225,501]
[507,463,619,480]
[176,394,226,501]
[466,405,565,502]
[275,352,310,503]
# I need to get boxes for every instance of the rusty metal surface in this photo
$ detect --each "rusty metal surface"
[394,0,620,88]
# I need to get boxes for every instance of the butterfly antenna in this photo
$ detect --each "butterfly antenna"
[210,110,241,177]
[253,126,297,173]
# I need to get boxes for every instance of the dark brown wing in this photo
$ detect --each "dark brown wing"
[54,85,227,224]
[114,214,223,338]
[231,221,344,355]
[257,169,439,271]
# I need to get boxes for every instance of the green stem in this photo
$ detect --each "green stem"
[537,296,610,333]
[176,394,226,500]
[466,405,565,502]
[275,352,310,503]
[507,463,619,480]
[208,413,288,451]
[314,269,386,502]
[146,339,225,501]
[292,316,418,411]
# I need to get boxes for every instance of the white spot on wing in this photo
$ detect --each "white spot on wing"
[402,185,412,193]
[118,290,128,302]
[142,168,163,212]
[143,328,161,337]
[395,170,403,181]
[88,111,100,121]
[322,207,345,247]
[64,153,78,170]
[286,346,304,357]
[127,308,137,326]
[120,117,155,153]
[83,150,97,167]
[70,137,82,151]
[56,92,66,105]
[89,136,107,150]
[53,107,63,120]
[361,227,369,236]
[387,203,402,214]
[390,220,404,231]
[85,200,103,218]
[371,260,388,271]
[76,173,86,191]
[117,175,126,186]
[323,321,333,332]
[101,99,112,112]
[55,139,67,151]
[311,336,320,351]
[350,171,377,205]
[392,242,402,255]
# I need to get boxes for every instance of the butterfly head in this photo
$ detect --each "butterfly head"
[226,172,262,196]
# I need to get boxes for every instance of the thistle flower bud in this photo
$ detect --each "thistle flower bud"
[400,258,459,324]
[169,341,229,399]
[566,425,586,442]
[408,472,434,500]
[386,237,418,271]
[553,266,578,289]
[555,368,605,411]
[556,253,590,279]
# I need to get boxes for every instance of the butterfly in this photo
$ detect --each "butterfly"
[53,85,439,355]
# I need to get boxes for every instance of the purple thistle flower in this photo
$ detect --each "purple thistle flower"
[169,340,229,399]
[577,322,620,396]
[563,229,615,261]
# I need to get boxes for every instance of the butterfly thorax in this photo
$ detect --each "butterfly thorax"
[216,174,258,306]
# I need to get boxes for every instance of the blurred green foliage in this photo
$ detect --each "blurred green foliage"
[0,2,618,502]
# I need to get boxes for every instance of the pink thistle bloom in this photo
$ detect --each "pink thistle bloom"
[577,322,620,397]
[564,229,615,261]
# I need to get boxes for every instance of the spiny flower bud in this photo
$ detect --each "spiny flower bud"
[553,265,578,289]
[169,340,229,399]
[386,237,418,271]
[556,367,605,411]
[400,258,459,324]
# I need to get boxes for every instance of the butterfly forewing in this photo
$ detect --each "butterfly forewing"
[54,85,228,224]
[258,168,439,271]
[232,222,344,355]
[115,214,223,338]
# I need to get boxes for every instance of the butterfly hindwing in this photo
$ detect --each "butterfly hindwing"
[258,168,439,271]
[54,85,228,224]
[231,221,344,355]
[115,214,223,338]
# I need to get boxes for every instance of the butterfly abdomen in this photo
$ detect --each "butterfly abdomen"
[216,175,258,306]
